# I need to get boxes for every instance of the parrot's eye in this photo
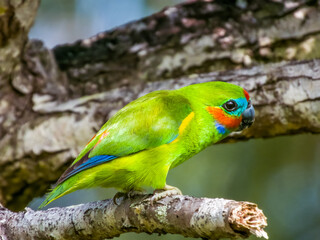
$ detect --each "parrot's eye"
[223,100,238,111]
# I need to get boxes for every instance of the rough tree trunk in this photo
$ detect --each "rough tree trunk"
[0,0,319,216]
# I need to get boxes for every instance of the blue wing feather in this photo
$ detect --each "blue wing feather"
[60,155,117,182]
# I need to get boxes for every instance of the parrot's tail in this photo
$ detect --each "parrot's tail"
[38,182,75,209]
[38,164,116,209]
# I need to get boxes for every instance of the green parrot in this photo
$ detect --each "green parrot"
[39,81,254,208]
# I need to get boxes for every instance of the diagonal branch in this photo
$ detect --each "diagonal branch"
[0,195,268,240]
[1,59,320,211]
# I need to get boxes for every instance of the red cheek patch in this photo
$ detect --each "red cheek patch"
[206,106,242,129]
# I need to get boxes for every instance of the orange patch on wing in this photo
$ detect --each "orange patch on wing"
[94,129,110,148]
[206,106,242,129]
[86,134,96,147]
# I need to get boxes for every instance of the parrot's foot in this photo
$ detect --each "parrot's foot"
[127,190,146,199]
[151,184,182,204]
[113,192,126,205]
[113,190,145,205]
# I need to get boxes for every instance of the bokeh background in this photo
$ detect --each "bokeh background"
[28,1,320,239]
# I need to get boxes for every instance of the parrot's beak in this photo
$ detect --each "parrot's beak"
[238,101,255,131]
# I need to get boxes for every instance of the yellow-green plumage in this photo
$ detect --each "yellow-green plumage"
[39,81,253,208]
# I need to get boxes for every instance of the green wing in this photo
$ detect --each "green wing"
[56,90,192,184]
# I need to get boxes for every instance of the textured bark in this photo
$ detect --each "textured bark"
[52,0,320,95]
[1,58,319,211]
[0,0,319,212]
[0,195,268,240]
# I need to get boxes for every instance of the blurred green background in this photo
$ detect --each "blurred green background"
[28,1,320,239]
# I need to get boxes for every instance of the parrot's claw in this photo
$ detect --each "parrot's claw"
[127,190,146,199]
[113,192,126,205]
[113,190,146,205]
[150,184,182,204]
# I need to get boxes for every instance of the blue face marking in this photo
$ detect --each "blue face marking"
[222,97,248,117]
[215,122,230,135]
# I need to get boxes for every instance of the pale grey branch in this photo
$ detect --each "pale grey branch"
[0,195,268,240]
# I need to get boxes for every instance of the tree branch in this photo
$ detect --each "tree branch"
[52,0,320,92]
[0,195,268,240]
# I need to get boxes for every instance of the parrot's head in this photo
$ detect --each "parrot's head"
[182,81,254,137]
